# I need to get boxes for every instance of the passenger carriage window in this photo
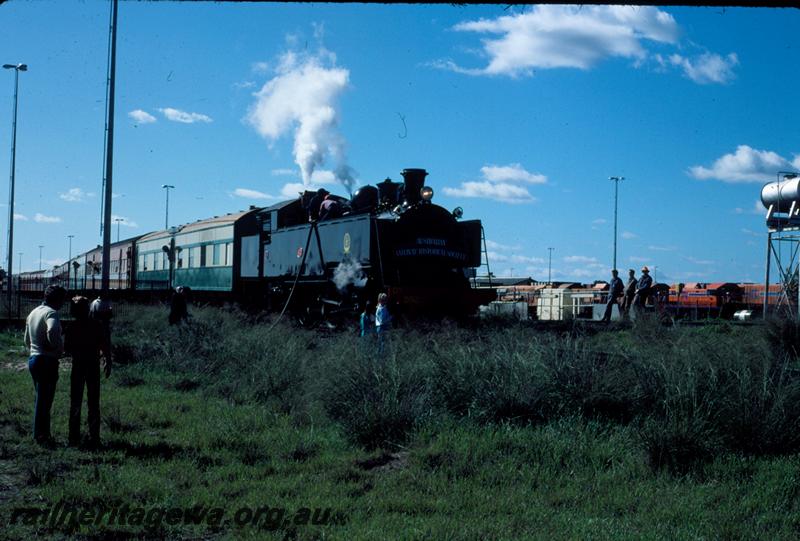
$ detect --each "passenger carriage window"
[225,242,233,266]
[202,246,209,267]
[188,247,195,268]
[213,244,221,266]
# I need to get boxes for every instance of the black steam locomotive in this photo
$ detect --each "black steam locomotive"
[19,168,493,317]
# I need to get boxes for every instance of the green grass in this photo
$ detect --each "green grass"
[2,307,800,539]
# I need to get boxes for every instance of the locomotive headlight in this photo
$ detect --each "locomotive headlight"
[420,186,434,202]
[452,206,463,219]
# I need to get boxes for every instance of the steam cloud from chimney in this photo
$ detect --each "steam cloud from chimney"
[246,48,356,193]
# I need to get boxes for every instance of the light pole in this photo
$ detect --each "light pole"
[18,252,21,274]
[38,245,43,271]
[162,184,175,229]
[547,247,554,285]
[3,62,27,313]
[115,217,123,242]
[67,235,74,289]
[609,176,625,271]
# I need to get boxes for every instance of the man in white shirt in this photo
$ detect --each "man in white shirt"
[24,285,67,446]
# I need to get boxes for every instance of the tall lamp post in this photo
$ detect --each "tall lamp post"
[67,235,74,289]
[114,217,123,242]
[162,184,175,229]
[609,176,625,271]
[38,245,43,271]
[3,62,27,314]
[547,247,554,285]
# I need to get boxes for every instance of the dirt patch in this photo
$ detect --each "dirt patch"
[355,451,409,473]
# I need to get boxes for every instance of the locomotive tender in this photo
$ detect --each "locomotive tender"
[20,168,492,316]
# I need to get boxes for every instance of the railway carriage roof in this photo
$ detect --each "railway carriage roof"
[138,208,264,242]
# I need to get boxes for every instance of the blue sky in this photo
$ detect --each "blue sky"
[0,2,798,284]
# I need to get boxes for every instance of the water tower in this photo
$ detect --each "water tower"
[761,172,800,318]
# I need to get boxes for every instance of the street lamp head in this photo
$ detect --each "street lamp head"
[3,64,27,71]
[162,184,175,189]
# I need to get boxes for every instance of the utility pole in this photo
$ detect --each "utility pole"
[67,235,74,289]
[609,176,625,271]
[100,0,118,298]
[3,62,27,315]
[547,247,554,285]
[162,184,175,229]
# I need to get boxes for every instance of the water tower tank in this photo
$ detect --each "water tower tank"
[761,177,800,213]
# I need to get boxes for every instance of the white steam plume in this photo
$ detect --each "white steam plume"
[333,257,367,292]
[247,48,355,192]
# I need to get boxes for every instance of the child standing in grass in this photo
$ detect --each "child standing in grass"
[375,293,391,354]
[64,296,111,448]
[360,301,375,337]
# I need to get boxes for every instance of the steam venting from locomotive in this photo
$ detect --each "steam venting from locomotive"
[247,49,356,193]
[333,257,367,292]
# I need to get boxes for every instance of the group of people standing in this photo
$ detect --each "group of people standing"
[359,293,392,352]
[24,285,111,448]
[601,266,654,322]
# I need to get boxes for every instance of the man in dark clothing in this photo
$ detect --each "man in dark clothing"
[622,269,638,318]
[169,286,189,325]
[24,285,67,446]
[601,269,625,322]
[306,188,329,222]
[64,296,110,448]
[633,266,653,313]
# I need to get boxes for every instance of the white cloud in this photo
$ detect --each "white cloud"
[159,107,213,124]
[734,201,766,215]
[510,254,544,264]
[684,256,715,265]
[111,214,138,228]
[246,47,354,192]
[443,163,545,204]
[442,181,535,204]
[648,245,676,251]
[621,231,638,239]
[669,52,738,84]
[689,145,800,183]
[271,168,297,177]
[485,240,521,252]
[564,255,598,264]
[252,61,270,74]
[487,251,509,262]
[59,187,94,202]
[13,213,27,221]
[310,169,337,184]
[232,188,278,200]
[439,5,678,77]
[128,109,157,124]
[480,164,546,184]
[592,218,608,225]
[629,256,650,263]
[34,213,61,223]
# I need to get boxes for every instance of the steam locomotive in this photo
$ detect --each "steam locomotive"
[18,168,494,317]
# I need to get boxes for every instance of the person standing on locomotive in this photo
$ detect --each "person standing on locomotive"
[601,269,624,322]
[633,266,653,313]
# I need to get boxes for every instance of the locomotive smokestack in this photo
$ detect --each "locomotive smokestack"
[402,168,428,205]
